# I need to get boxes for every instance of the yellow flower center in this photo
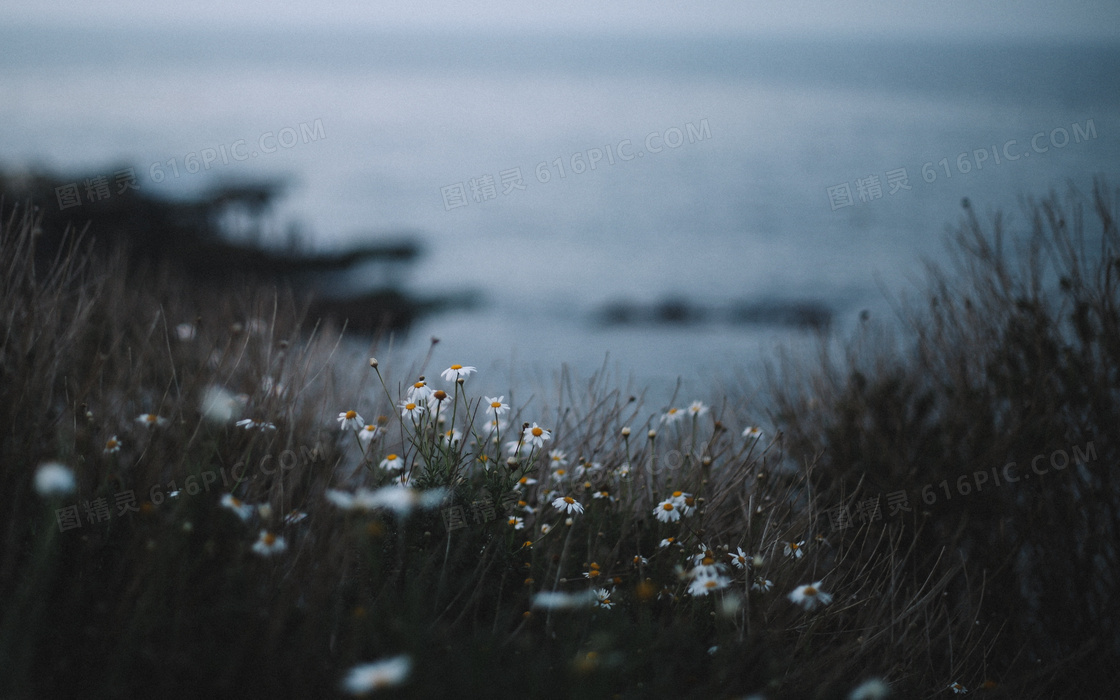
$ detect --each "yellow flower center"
[386,454,397,461]
[345,410,356,419]
[106,439,118,448]
[804,586,817,596]
[509,518,517,525]
[364,425,374,431]
[685,497,695,507]
[263,533,276,546]
[230,497,242,507]
[564,497,575,504]
[451,364,462,370]
[662,503,674,511]
[702,557,714,566]
[433,390,447,400]
[405,403,416,411]
[519,477,528,484]
[491,401,502,408]
[672,491,683,498]
[532,427,543,437]
[790,543,800,551]
[146,415,156,423]
[704,580,718,589]
[414,381,424,388]
[556,469,566,476]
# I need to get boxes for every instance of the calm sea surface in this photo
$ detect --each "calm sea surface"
[3,27,1118,403]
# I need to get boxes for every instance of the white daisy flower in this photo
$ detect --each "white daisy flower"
[948,682,967,695]
[503,440,531,457]
[220,494,255,522]
[34,462,76,498]
[660,407,684,424]
[325,489,356,510]
[593,588,614,609]
[440,429,463,446]
[283,510,308,525]
[398,401,425,421]
[251,530,287,557]
[751,576,774,593]
[614,463,631,478]
[235,418,276,431]
[687,401,708,417]
[848,678,891,700]
[547,449,568,467]
[688,573,731,597]
[729,547,749,569]
[426,389,450,410]
[484,396,509,417]
[136,413,169,428]
[103,436,122,454]
[340,655,412,695]
[788,581,833,610]
[670,491,695,516]
[592,490,611,500]
[551,495,584,515]
[514,476,538,489]
[691,563,723,579]
[484,418,507,435]
[362,485,448,516]
[200,385,239,423]
[742,426,763,440]
[523,423,552,449]
[358,424,382,444]
[659,537,677,548]
[531,590,595,610]
[406,380,433,402]
[175,322,196,341]
[784,540,805,558]
[549,468,569,482]
[654,500,680,523]
[379,453,404,472]
[441,364,476,382]
[337,410,364,431]
[540,523,552,535]
[507,516,524,530]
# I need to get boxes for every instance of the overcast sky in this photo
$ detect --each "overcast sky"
[4,0,1120,40]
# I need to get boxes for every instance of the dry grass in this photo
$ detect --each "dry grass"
[1,181,1117,698]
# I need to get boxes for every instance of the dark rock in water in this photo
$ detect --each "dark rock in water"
[0,166,436,332]
[594,296,831,329]
[656,298,700,324]
[728,300,832,329]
